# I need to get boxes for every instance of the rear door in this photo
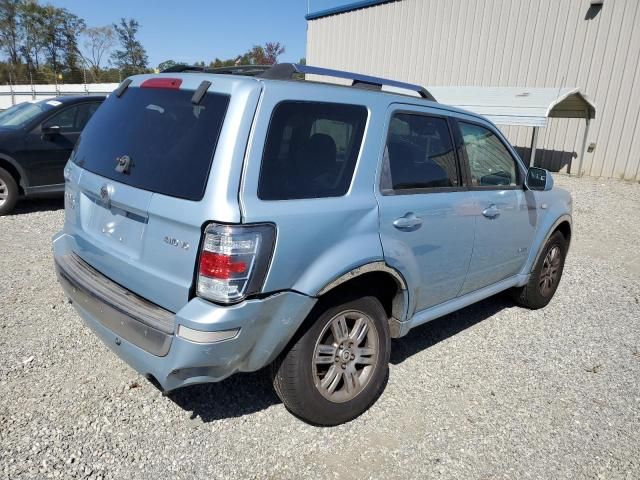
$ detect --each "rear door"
[376,105,476,314]
[454,119,537,294]
[64,77,259,312]
[23,102,100,186]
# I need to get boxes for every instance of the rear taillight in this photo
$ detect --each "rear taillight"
[196,223,276,304]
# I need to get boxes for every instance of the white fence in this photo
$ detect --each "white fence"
[0,83,119,110]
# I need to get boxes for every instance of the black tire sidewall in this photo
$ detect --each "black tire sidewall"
[0,167,19,216]
[529,231,567,305]
[291,296,390,425]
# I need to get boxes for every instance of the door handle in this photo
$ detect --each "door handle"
[482,204,500,219]
[393,213,422,230]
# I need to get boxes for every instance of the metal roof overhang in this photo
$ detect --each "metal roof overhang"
[427,86,596,127]
[426,86,596,174]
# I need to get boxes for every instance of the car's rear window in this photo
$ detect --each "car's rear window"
[258,101,368,200]
[72,87,229,201]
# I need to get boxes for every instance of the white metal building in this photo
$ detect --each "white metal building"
[306,0,640,181]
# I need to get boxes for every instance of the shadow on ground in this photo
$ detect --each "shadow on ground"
[169,293,513,422]
[391,293,512,364]
[167,368,281,422]
[11,197,64,215]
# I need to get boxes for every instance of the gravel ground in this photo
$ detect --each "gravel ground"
[1,174,639,480]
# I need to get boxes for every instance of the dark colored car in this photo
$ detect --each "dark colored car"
[0,95,105,215]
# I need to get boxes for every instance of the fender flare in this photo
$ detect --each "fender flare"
[0,153,29,189]
[316,261,409,338]
[317,261,407,295]
[529,214,572,273]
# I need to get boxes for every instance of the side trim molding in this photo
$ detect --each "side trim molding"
[317,261,407,296]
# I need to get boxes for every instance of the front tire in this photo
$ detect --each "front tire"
[0,167,19,216]
[272,295,390,426]
[512,230,567,309]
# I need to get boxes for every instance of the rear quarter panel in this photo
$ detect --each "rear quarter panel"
[239,81,390,296]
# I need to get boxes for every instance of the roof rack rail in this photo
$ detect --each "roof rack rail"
[259,63,436,101]
[161,64,272,76]
[159,62,436,101]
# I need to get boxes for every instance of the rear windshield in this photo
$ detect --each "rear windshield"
[72,87,229,201]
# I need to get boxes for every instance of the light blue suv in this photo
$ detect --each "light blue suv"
[53,64,572,425]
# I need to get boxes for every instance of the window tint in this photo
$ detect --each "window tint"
[381,113,459,192]
[72,88,229,201]
[74,102,101,130]
[258,101,367,200]
[43,106,78,131]
[459,122,518,187]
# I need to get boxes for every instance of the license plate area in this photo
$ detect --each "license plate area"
[84,197,148,259]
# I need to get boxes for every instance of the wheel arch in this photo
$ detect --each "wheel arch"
[315,262,409,338]
[0,153,28,193]
[527,214,572,274]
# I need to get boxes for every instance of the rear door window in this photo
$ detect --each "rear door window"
[72,87,229,201]
[258,101,367,200]
[43,102,102,133]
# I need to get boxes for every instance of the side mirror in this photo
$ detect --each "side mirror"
[41,125,61,136]
[525,167,554,191]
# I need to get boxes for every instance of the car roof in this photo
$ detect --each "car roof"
[47,95,107,104]
[151,63,490,124]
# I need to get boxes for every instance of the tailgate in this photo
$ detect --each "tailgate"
[68,168,202,312]
[61,76,259,312]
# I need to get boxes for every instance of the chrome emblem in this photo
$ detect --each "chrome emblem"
[99,183,113,207]
[164,236,190,251]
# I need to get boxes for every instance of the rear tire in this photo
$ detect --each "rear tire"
[272,295,390,426]
[512,230,567,309]
[0,167,19,216]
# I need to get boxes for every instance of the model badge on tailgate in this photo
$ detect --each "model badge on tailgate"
[163,236,190,251]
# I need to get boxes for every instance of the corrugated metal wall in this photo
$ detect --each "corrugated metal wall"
[307,0,640,181]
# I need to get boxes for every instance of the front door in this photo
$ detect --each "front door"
[455,120,538,294]
[376,106,476,315]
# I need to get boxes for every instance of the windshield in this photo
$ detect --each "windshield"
[0,100,55,129]
[72,87,230,201]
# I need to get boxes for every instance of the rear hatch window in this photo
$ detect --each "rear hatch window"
[72,86,229,201]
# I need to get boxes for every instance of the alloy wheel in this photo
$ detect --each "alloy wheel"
[312,310,379,403]
[539,245,562,296]
[0,177,8,207]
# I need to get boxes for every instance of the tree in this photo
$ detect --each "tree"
[19,1,47,70]
[245,42,285,65]
[39,4,85,75]
[207,42,286,68]
[263,42,285,65]
[82,25,115,81]
[111,18,148,76]
[157,59,185,72]
[0,0,21,65]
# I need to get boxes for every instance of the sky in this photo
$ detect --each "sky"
[46,0,345,69]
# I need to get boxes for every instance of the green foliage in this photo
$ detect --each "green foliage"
[0,1,287,85]
[208,42,286,68]
[157,59,186,72]
[83,26,115,81]
[111,18,149,76]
